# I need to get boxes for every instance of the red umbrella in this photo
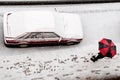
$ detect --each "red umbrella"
[99,38,116,58]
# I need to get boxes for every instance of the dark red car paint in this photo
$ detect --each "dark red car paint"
[5,32,82,47]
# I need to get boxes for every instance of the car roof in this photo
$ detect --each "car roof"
[4,10,83,39]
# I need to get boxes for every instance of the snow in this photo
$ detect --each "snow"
[0,2,120,80]
[4,11,83,39]
[62,13,83,38]
[5,11,56,37]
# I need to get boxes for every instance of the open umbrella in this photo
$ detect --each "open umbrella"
[99,38,116,58]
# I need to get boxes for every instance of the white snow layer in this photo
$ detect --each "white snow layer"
[0,2,120,80]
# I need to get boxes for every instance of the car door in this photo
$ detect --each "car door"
[23,32,45,45]
[43,32,60,45]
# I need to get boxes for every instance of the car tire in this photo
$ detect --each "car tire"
[5,44,11,47]
[19,44,28,48]
[67,42,74,45]
[67,41,80,45]
[73,42,80,45]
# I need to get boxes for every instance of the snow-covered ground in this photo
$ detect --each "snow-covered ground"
[0,3,120,80]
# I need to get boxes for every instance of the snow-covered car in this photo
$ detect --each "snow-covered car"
[3,11,83,47]
[5,32,82,47]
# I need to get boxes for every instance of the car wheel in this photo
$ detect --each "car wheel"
[73,42,80,44]
[67,41,80,45]
[67,42,74,45]
[19,44,28,48]
[5,44,11,47]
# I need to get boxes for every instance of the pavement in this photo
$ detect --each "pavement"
[0,44,120,80]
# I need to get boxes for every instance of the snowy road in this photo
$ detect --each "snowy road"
[0,3,120,80]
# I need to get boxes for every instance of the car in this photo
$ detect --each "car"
[3,10,83,47]
[4,32,82,47]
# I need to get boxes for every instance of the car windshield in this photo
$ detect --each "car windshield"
[16,32,29,39]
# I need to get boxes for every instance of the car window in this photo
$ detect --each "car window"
[17,32,29,39]
[18,35,26,39]
[43,32,59,38]
[25,32,43,39]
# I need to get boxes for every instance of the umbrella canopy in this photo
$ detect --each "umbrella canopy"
[99,38,116,58]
